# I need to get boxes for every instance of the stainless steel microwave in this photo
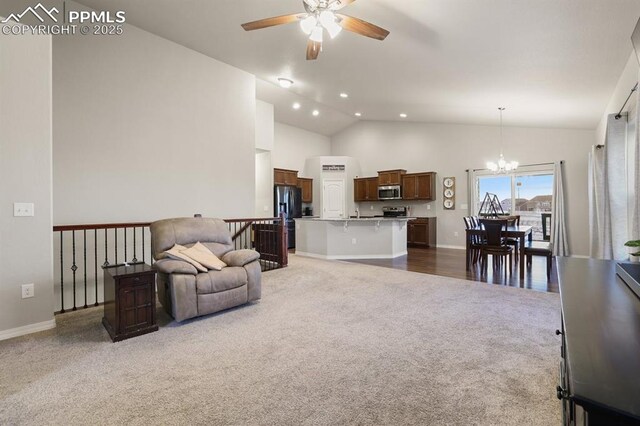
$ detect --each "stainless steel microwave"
[378,185,402,200]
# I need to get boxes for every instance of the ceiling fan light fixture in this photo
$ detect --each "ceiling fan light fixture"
[309,25,324,43]
[319,10,336,27]
[324,20,342,38]
[300,15,317,34]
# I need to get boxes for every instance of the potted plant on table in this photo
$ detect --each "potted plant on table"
[624,240,640,263]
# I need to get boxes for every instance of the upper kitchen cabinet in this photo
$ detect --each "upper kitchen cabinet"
[274,168,298,186]
[354,177,379,202]
[378,169,406,186]
[402,172,436,201]
[297,177,313,203]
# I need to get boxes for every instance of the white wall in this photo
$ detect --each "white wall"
[331,121,595,255]
[0,25,55,337]
[256,100,274,151]
[53,3,256,224]
[273,122,331,175]
[255,101,275,217]
[596,52,639,145]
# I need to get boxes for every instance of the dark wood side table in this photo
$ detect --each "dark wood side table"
[102,263,158,342]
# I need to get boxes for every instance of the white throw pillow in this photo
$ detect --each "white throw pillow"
[180,242,227,271]
[164,244,207,272]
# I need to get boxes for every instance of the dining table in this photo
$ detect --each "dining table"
[465,224,533,278]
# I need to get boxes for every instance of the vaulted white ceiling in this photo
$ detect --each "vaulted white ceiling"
[76,0,640,135]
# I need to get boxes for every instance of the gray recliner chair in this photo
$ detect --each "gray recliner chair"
[150,217,261,322]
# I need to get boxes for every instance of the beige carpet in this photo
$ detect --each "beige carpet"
[0,255,561,425]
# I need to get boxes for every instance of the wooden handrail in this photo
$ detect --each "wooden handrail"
[223,217,280,223]
[53,217,283,232]
[53,222,152,232]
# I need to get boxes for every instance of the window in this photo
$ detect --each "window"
[474,167,554,241]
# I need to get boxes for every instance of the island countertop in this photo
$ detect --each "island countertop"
[295,217,413,260]
[295,217,417,222]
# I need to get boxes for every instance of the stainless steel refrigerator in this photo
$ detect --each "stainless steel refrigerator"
[274,185,302,249]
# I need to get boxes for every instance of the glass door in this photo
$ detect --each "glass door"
[513,173,554,241]
[474,168,554,241]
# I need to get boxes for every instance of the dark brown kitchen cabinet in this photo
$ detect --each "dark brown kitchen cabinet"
[274,168,298,186]
[354,177,379,202]
[407,217,437,247]
[378,169,406,186]
[102,263,158,342]
[403,172,436,201]
[297,177,313,203]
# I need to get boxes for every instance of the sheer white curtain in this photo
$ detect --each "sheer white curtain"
[551,162,569,256]
[632,97,640,239]
[589,146,610,258]
[589,114,628,259]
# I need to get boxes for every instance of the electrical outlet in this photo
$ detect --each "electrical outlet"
[370,205,374,210]
[21,283,34,299]
[427,205,431,210]
[352,238,357,245]
[454,232,459,237]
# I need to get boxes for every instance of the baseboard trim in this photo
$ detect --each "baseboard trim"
[0,319,56,341]
[296,251,408,260]
[436,244,466,250]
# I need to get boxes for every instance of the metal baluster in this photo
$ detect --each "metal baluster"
[114,228,118,264]
[142,228,146,263]
[83,230,87,308]
[71,230,77,311]
[60,232,65,313]
[94,229,99,306]
[124,227,127,263]
[103,229,109,267]
[132,227,138,262]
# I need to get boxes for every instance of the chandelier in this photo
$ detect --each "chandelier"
[486,107,518,173]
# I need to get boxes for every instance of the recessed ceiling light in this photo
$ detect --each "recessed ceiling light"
[340,93,349,98]
[355,112,362,117]
[312,110,320,117]
[278,78,293,89]
[399,113,408,118]
[292,102,301,110]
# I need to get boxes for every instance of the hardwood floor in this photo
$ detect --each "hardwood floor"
[345,247,559,294]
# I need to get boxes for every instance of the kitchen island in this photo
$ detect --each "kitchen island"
[295,217,412,260]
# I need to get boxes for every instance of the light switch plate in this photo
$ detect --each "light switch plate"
[14,202,34,217]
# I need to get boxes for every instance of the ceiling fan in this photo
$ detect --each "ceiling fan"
[241,0,390,60]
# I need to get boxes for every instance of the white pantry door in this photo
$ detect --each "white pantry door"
[322,179,345,219]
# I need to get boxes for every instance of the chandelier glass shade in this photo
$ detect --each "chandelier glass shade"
[486,107,518,173]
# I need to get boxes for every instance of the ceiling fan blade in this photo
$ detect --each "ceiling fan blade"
[330,0,356,10]
[336,14,390,40]
[241,14,304,31]
[306,39,321,60]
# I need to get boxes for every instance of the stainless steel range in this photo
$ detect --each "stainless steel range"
[382,206,408,217]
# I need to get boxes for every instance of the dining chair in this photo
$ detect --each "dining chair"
[478,219,512,275]
[524,241,553,279]
[463,217,482,266]
[504,215,521,258]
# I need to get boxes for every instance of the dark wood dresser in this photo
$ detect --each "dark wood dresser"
[102,263,158,342]
[556,257,640,425]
